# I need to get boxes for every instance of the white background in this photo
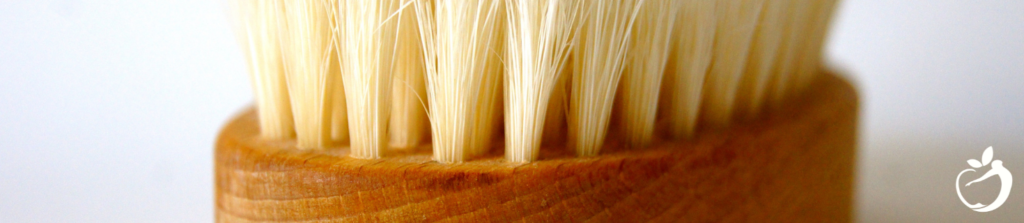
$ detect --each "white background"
[1,0,1022,222]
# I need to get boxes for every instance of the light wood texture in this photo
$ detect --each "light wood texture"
[215,72,858,222]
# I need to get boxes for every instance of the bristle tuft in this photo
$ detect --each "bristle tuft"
[568,0,643,157]
[620,1,681,148]
[328,0,407,159]
[389,1,429,149]
[415,0,505,163]
[792,0,838,97]
[233,0,839,161]
[503,0,579,163]
[231,0,295,140]
[281,0,336,149]
[663,0,715,139]
[701,0,765,128]
[737,0,788,119]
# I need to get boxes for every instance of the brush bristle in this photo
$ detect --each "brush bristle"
[281,0,336,149]
[503,0,579,162]
[620,0,682,148]
[540,64,570,147]
[230,0,295,140]
[793,0,838,98]
[662,0,716,140]
[389,0,429,150]
[232,0,837,162]
[568,0,643,157]
[737,0,789,120]
[415,0,506,163]
[328,0,405,159]
[701,0,766,129]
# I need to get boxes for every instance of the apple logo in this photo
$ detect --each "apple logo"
[956,146,1013,212]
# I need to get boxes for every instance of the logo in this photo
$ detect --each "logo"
[956,146,1013,212]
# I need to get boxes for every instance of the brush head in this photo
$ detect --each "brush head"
[216,72,858,222]
[220,1,854,220]
[230,0,840,163]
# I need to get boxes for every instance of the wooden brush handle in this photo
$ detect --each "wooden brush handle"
[215,72,858,222]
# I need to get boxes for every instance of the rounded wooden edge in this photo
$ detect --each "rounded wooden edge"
[215,72,859,222]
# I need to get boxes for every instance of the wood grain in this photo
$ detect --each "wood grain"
[215,72,859,222]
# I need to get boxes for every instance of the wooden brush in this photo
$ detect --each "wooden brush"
[219,0,853,222]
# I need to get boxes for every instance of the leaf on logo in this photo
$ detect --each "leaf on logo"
[982,146,994,166]
[968,159,983,168]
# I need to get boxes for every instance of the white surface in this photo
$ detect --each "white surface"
[0,0,1022,222]
[830,1,1024,222]
[0,1,247,222]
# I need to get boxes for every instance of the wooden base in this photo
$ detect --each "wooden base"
[215,72,858,222]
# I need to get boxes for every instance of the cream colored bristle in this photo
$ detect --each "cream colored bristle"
[619,1,681,148]
[541,71,568,147]
[470,29,505,158]
[568,0,643,157]
[389,0,429,149]
[327,0,407,159]
[792,0,838,96]
[765,0,808,107]
[414,0,505,163]
[230,0,295,140]
[281,0,336,148]
[503,0,579,162]
[737,0,789,119]
[329,52,349,143]
[663,0,716,139]
[701,0,765,128]
[233,0,839,161]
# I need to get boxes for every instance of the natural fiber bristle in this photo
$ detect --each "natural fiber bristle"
[281,0,336,149]
[793,0,838,98]
[327,0,405,159]
[540,63,570,147]
[230,0,294,140]
[766,1,808,109]
[568,0,643,157]
[389,0,429,149]
[737,0,788,120]
[329,62,349,143]
[619,0,681,148]
[232,0,838,162]
[414,0,505,163]
[662,0,716,139]
[767,0,838,109]
[503,0,579,163]
[701,0,765,129]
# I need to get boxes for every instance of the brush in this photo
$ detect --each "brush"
[218,0,855,221]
